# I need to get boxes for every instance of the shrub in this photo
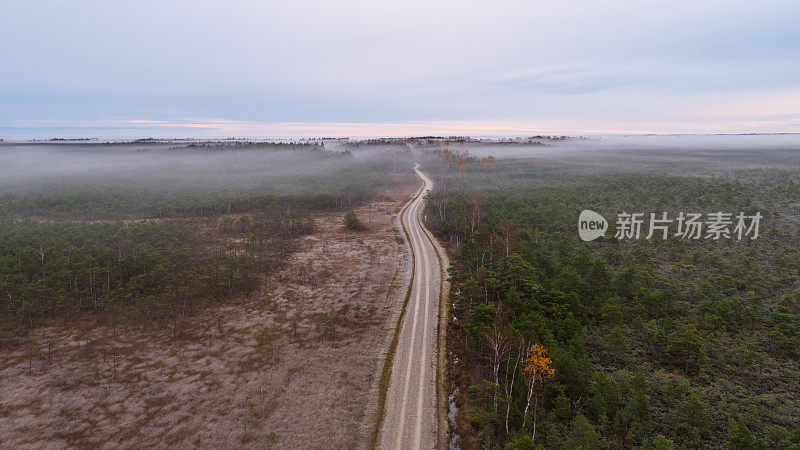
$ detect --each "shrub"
[344,211,364,231]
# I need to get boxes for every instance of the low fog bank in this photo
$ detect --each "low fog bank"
[407,134,800,175]
[538,134,800,174]
[0,141,403,194]
[3,135,799,193]
[433,133,800,157]
[0,140,415,220]
[340,135,800,173]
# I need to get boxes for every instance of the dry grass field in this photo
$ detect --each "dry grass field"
[0,174,417,449]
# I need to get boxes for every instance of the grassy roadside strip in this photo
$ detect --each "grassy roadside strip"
[361,170,421,449]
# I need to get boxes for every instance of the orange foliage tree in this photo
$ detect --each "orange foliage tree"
[445,149,454,166]
[522,343,555,441]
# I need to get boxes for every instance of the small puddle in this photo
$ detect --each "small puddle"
[448,386,461,449]
[448,290,462,449]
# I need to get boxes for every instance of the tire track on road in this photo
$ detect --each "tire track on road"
[379,164,443,450]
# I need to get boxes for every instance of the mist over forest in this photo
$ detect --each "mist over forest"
[0,140,412,220]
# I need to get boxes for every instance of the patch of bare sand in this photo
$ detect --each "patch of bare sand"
[0,176,417,449]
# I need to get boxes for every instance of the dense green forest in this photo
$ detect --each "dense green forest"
[423,150,800,449]
[0,141,409,343]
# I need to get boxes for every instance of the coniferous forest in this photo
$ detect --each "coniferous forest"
[423,145,800,449]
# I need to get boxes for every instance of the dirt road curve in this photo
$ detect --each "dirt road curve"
[378,165,445,449]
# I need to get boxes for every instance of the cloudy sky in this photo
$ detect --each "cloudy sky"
[1,0,799,137]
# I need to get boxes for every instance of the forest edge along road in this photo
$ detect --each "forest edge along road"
[377,164,449,449]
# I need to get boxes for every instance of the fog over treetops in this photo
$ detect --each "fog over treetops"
[2,134,799,217]
[0,139,412,219]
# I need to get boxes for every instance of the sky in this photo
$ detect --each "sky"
[1,0,799,137]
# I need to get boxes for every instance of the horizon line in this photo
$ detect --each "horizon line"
[2,117,800,139]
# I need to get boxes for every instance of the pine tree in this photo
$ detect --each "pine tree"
[726,418,756,449]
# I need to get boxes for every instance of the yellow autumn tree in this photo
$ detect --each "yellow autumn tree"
[522,343,555,441]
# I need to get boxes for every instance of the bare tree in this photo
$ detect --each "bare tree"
[467,192,488,235]
[430,195,448,224]
[481,315,511,416]
[504,338,525,435]
[0,275,12,301]
[498,220,520,257]
[37,243,47,276]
